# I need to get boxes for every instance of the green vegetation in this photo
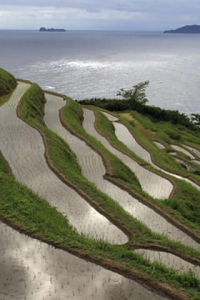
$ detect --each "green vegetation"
[190,114,200,128]
[1,152,200,299]
[117,81,149,106]
[95,109,150,169]
[80,97,197,130]
[17,84,200,254]
[17,85,175,247]
[61,98,141,189]
[127,111,200,181]
[0,67,17,98]
[60,97,200,253]
[89,108,200,233]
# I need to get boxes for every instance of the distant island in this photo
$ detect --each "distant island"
[164,25,200,34]
[39,27,66,32]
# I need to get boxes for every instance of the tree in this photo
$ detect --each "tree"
[191,114,200,127]
[117,81,149,108]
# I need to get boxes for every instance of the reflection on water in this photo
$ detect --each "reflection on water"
[0,222,168,300]
[0,30,200,114]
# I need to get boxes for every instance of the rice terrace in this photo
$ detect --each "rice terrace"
[1,67,200,300]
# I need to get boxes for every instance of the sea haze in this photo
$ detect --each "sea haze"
[0,30,200,114]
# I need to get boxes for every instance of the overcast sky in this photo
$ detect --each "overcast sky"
[0,0,199,30]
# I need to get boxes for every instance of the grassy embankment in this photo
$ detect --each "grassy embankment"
[19,85,200,256]
[1,153,200,300]
[0,83,200,299]
[120,112,200,230]
[60,97,200,255]
[0,67,17,105]
[125,111,200,180]
[87,108,200,235]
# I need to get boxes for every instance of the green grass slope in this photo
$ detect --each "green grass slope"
[17,84,200,259]
[94,108,200,234]
[1,151,200,300]
[0,67,17,97]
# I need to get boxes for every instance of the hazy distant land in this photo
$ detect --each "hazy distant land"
[164,25,200,34]
[39,27,66,32]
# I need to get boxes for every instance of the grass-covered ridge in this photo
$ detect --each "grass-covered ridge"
[16,83,200,259]
[17,84,196,254]
[61,98,141,189]
[1,151,200,300]
[0,67,17,99]
[1,84,200,299]
[59,96,200,257]
[87,107,200,235]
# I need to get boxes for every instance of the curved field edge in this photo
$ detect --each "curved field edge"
[0,80,199,298]
[57,94,200,260]
[80,106,200,241]
[120,111,200,185]
[61,101,199,240]
[0,67,17,105]
[0,113,199,300]
[15,83,200,262]
[17,83,197,255]
[118,115,200,233]
[87,107,200,236]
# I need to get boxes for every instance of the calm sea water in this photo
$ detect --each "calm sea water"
[0,30,200,114]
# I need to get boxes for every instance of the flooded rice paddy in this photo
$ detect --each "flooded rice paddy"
[174,158,196,172]
[135,249,200,278]
[0,222,169,300]
[1,86,200,300]
[153,141,166,150]
[42,97,200,249]
[83,109,173,200]
[0,83,127,244]
[171,145,195,159]
[102,111,200,191]
[184,145,200,158]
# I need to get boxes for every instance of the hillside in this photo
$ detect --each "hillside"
[0,67,17,97]
[164,25,200,34]
[0,68,200,300]
[39,27,66,32]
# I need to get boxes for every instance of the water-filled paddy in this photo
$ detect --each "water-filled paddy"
[171,145,195,159]
[135,249,200,278]
[83,109,173,199]
[0,83,127,244]
[44,100,199,249]
[0,222,168,300]
[102,111,200,190]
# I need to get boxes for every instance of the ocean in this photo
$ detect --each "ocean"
[0,30,200,114]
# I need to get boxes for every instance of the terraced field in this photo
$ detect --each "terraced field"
[1,69,200,300]
[83,109,173,200]
[1,222,167,300]
[0,83,126,244]
[45,94,199,248]
[102,111,200,191]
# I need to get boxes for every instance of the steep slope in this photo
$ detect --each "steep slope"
[0,67,17,97]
